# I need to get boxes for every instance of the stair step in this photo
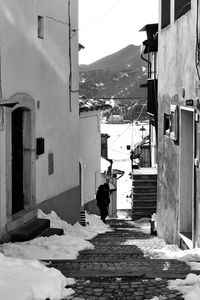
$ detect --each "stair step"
[39,227,64,237]
[133,175,157,181]
[133,207,156,212]
[10,218,50,242]
[133,180,157,187]
[133,198,157,202]
[132,212,153,220]
[133,194,157,200]
[133,202,157,207]
[133,187,157,193]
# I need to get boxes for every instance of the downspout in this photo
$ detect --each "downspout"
[68,0,72,112]
[141,50,152,166]
[141,52,152,79]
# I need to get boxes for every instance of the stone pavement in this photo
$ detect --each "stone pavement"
[48,219,200,300]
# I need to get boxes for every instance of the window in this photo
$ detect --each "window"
[38,16,44,39]
[170,104,179,142]
[164,113,170,136]
[161,0,170,29]
[174,0,191,20]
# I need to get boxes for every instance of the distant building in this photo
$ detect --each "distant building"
[79,98,112,215]
[140,23,158,168]
[108,114,124,124]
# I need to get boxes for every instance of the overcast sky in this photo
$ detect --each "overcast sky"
[79,0,159,65]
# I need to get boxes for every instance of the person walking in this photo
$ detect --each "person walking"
[96,183,110,223]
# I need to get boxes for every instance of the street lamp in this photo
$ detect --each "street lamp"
[140,125,146,139]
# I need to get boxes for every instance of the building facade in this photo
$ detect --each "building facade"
[157,0,200,248]
[0,0,79,241]
[79,99,113,215]
[140,23,158,168]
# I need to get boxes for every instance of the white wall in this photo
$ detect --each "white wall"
[79,111,101,206]
[0,0,79,227]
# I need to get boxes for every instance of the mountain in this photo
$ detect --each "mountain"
[79,45,148,120]
[80,44,144,72]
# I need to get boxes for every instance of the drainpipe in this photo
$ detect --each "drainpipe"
[141,50,152,167]
[141,51,152,79]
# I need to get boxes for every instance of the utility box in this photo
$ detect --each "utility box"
[36,137,45,155]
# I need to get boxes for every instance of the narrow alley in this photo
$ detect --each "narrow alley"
[47,219,199,300]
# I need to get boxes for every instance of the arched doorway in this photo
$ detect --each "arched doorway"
[6,93,36,217]
[12,107,24,214]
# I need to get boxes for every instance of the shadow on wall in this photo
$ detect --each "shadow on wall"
[84,199,100,216]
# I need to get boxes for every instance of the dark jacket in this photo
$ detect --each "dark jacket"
[96,185,110,209]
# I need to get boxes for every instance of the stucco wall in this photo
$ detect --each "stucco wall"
[157,0,200,244]
[37,186,80,225]
[79,111,101,207]
[0,0,79,228]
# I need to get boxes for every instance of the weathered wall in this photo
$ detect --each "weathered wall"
[0,0,80,229]
[37,186,80,225]
[157,0,200,244]
[79,110,101,207]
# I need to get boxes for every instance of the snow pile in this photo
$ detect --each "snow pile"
[149,245,200,270]
[168,273,200,300]
[148,245,200,300]
[0,253,75,300]
[0,234,94,260]
[38,209,111,240]
[0,210,111,260]
[133,217,151,233]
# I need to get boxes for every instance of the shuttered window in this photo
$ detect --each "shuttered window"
[161,0,170,29]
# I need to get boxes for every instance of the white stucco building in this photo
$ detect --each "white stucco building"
[79,99,115,215]
[0,0,80,241]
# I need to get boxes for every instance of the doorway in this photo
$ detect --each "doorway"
[12,108,24,214]
[179,108,195,246]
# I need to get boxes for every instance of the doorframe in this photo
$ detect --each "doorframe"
[6,93,36,219]
[179,106,195,248]
[79,159,83,207]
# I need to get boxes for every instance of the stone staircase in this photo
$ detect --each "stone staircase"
[10,218,64,242]
[132,171,157,220]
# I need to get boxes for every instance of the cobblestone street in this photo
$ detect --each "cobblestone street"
[48,219,199,299]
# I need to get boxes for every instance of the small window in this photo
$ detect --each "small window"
[164,113,170,136]
[174,0,191,20]
[38,16,44,39]
[170,104,179,142]
[161,0,170,29]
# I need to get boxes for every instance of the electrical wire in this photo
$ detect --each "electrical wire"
[45,15,69,25]
[134,102,147,121]
[46,2,78,111]
[175,1,191,20]
[68,0,72,112]
[109,123,132,145]
[196,0,200,80]
[105,102,147,145]
[79,0,124,29]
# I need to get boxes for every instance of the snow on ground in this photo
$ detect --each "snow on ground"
[148,245,200,270]
[148,246,200,300]
[0,210,111,300]
[0,210,111,260]
[0,253,75,300]
[168,274,200,300]
[101,123,148,210]
[147,243,200,300]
